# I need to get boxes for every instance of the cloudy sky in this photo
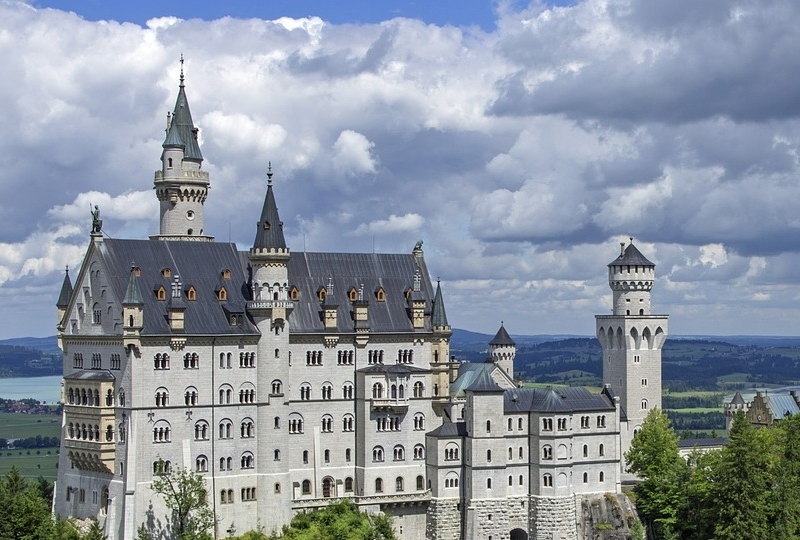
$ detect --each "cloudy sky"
[2,0,800,339]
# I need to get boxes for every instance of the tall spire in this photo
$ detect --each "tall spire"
[162,56,202,163]
[252,163,287,250]
[432,279,449,327]
[56,266,73,309]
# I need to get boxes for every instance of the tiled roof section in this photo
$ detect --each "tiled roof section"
[608,242,654,267]
[64,370,115,382]
[504,386,615,413]
[730,391,746,405]
[431,280,448,327]
[252,180,287,250]
[490,323,515,346]
[164,77,203,162]
[465,367,504,393]
[427,421,467,438]
[285,252,433,333]
[358,364,430,374]
[677,437,729,449]
[122,267,143,306]
[450,363,492,397]
[99,239,257,336]
[57,268,73,309]
[766,393,800,418]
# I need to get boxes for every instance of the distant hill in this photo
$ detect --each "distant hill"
[0,337,60,355]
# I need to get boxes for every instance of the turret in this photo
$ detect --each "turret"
[430,280,453,410]
[122,266,144,354]
[56,266,73,330]
[489,322,516,380]
[596,238,668,463]
[152,57,212,241]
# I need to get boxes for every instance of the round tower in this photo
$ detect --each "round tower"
[596,238,668,461]
[489,322,516,380]
[152,57,212,241]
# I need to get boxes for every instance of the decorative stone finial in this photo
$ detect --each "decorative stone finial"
[267,162,273,185]
[179,53,185,86]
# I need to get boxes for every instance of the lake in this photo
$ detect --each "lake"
[0,375,61,404]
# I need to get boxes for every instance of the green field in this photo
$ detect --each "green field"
[0,447,58,480]
[0,412,61,479]
[0,412,61,439]
[665,407,721,414]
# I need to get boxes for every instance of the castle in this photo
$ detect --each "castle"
[53,67,668,540]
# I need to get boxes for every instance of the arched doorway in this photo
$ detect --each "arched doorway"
[510,528,528,540]
[322,477,335,498]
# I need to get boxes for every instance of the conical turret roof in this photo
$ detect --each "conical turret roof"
[490,323,515,346]
[56,267,73,309]
[432,280,449,327]
[252,167,287,250]
[608,240,654,267]
[122,267,143,306]
[162,64,203,162]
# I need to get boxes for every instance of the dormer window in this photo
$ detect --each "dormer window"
[217,287,228,301]
[133,267,141,277]
[156,286,167,301]
[186,286,197,301]
[405,287,413,300]
[375,288,386,302]
[348,287,358,302]
[221,269,231,280]
[290,286,300,301]
[317,287,327,302]
[263,221,271,231]
[161,268,172,278]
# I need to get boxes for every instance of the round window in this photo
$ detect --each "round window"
[186,210,195,220]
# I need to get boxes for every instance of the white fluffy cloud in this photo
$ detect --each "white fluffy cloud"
[1,0,800,338]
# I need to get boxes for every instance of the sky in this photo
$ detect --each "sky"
[1,0,800,339]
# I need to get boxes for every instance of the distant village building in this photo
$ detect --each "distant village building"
[53,66,667,540]
[724,389,800,431]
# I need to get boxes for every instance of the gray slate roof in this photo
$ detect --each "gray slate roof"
[162,77,203,163]
[427,421,467,438]
[764,392,800,418]
[504,386,615,414]
[65,370,115,382]
[490,323,514,346]
[123,268,143,305]
[431,281,448,327]
[57,268,73,309]
[252,180,287,250]
[98,239,257,336]
[677,437,729,449]
[608,242,654,267]
[285,251,434,334]
[730,391,745,405]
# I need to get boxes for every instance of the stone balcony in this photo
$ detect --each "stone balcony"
[371,398,409,413]
[246,300,295,310]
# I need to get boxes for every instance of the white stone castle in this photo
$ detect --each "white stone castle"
[53,67,668,540]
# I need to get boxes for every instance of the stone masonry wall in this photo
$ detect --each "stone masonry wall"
[466,497,529,539]
[427,498,461,540]
[531,495,578,540]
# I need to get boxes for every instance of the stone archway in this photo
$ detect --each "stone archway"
[510,528,528,540]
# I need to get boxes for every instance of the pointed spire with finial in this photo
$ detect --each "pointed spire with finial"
[490,321,515,346]
[57,266,73,309]
[252,163,287,251]
[432,278,449,328]
[162,54,202,162]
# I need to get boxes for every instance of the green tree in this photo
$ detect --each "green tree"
[149,463,215,540]
[624,408,687,540]
[713,411,776,540]
[770,413,800,539]
[273,500,394,540]
[678,448,720,540]
[0,466,54,540]
[82,519,107,540]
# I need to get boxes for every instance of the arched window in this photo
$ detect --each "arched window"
[372,382,384,399]
[413,444,425,460]
[393,445,405,461]
[486,420,491,433]
[486,449,492,462]
[599,471,605,482]
[322,477,334,498]
[599,444,605,456]
[375,478,383,493]
[416,475,424,490]
[345,477,354,492]
[413,381,424,397]
[395,476,404,492]
[373,446,384,462]
[154,387,169,407]
[196,455,208,473]
[218,419,233,439]
[542,445,552,460]
[321,415,333,433]
[583,472,588,483]
[240,419,254,438]
[543,474,553,487]
[414,413,425,430]
[240,452,254,469]
[302,480,311,495]
[486,478,492,489]
[274,449,280,461]
[583,444,588,457]
[271,380,282,395]
[342,414,354,432]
